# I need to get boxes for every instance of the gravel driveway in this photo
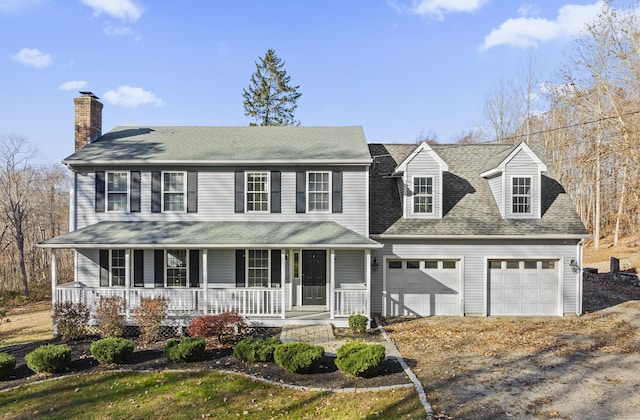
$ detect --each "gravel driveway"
[385,273,640,419]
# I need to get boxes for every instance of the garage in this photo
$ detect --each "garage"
[385,259,460,316]
[488,260,559,316]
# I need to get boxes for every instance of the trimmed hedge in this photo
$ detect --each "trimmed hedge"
[165,337,206,363]
[25,344,72,374]
[274,342,324,374]
[0,352,16,380]
[348,314,368,334]
[233,337,280,363]
[335,342,385,377]
[90,338,134,365]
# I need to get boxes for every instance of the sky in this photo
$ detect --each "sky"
[0,0,607,165]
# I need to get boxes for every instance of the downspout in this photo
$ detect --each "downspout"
[577,239,584,315]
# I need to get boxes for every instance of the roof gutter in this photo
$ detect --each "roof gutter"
[36,242,384,250]
[63,159,373,168]
[371,233,590,240]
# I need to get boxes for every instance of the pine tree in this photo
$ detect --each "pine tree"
[243,49,302,126]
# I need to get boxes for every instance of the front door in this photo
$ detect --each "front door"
[302,250,326,305]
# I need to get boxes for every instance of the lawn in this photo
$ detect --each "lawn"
[0,370,423,419]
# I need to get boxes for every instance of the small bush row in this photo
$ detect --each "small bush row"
[0,352,16,379]
[25,344,72,373]
[335,342,385,377]
[165,337,206,363]
[187,311,246,341]
[90,338,134,364]
[233,337,280,363]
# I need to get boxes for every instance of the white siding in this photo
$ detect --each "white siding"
[371,239,580,316]
[77,250,100,287]
[207,249,235,286]
[335,250,365,287]
[487,175,504,218]
[403,151,443,219]
[75,167,368,235]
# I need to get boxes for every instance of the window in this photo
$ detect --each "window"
[246,172,269,212]
[524,260,538,269]
[107,172,128,212]
[413,177,433,214]
[406,260,420,269]
[388,260,402,269]
[489,261,502,269]
[424,260,438,269]
[110,250,126,286]
[542,260,556,269]
[512,177,531,214]
[248,250,269,287]
[506,260,519,269]
[163,172,186,212]
[166,249,188,287]
[308,172,330,212]
[293,252,300,278]
[442,260,457,269]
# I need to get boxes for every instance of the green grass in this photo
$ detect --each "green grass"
[0,371,424,419]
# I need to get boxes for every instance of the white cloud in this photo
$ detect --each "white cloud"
[81,0,143,22]
[406,0,489,19]
[103,22,134,36]
[103,86,163,108]
[11,48,52,68]
[59,80,88,91]
[481,1,604,50]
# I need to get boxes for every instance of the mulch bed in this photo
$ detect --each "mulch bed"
[0,328,411,392]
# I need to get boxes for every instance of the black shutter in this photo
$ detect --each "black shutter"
[95,171,105,213]
[189,249,199,287]
[296,171,306,213]
[235,250,245,287]
[154,250,164,287]
[271,171,281,213]
[151,171,161,213]
[99,249,109,287]
[130,171,141,212]
[271,250,281,287]
[133,250,144,287]
[235,171,244,213]
[187,171,198,213]
[332,171,343,213]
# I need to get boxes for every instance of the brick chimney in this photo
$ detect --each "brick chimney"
[74,92,103,151]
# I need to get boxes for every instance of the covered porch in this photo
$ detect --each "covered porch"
[40,221,382,327]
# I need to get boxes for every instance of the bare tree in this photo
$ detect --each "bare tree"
[483,75,522,143]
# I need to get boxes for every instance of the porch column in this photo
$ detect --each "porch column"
[202,250,208,314]
[51,249,58,336]
[365,249,371,321]
[125,249,131,319]
[330,249,336,319]
[281,249,286,319]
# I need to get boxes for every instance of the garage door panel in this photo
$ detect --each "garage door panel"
[489,260,558,316]
[386,260,460,316]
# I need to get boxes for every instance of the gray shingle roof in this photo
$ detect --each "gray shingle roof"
[64,126,371,165]
[39,221,382,248]
[369,143,589,237]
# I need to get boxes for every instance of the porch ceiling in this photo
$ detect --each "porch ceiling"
[37,221,382,249]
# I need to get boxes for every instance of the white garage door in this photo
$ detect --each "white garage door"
[385,259,460,316]
[488,260,558,316]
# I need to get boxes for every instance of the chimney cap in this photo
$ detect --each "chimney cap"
[79,91,99,99]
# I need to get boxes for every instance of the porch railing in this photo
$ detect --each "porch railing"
[56,285,367,319]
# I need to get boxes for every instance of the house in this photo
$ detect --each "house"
[39,93,588,328]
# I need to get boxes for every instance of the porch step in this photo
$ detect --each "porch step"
[280,324,342,354]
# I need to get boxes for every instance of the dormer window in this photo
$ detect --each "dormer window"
[413,176,433,214]
[512,177,531,214]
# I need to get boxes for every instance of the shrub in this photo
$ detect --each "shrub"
[90,338,134,364]
[187,312,246,342]
[95,296,125,338]
[52,302,90,341]
[25,344,72,374]
[233,337,280,363]
[0,352,16,380]
[348,314,368,334]
[165,337,206,363]
[134,297,168,344]
[335,342,385,377]
[274,342,324,374]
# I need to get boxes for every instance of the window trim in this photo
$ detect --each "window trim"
[307,171,331,213]
[511,176,532,215]
[109,249,126,287]
[162,171,187,213]
[165,249,189,288]
[245,171,270,213]
[246,249,271,288]
[412,176,434,215]
[106,171,129,213]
